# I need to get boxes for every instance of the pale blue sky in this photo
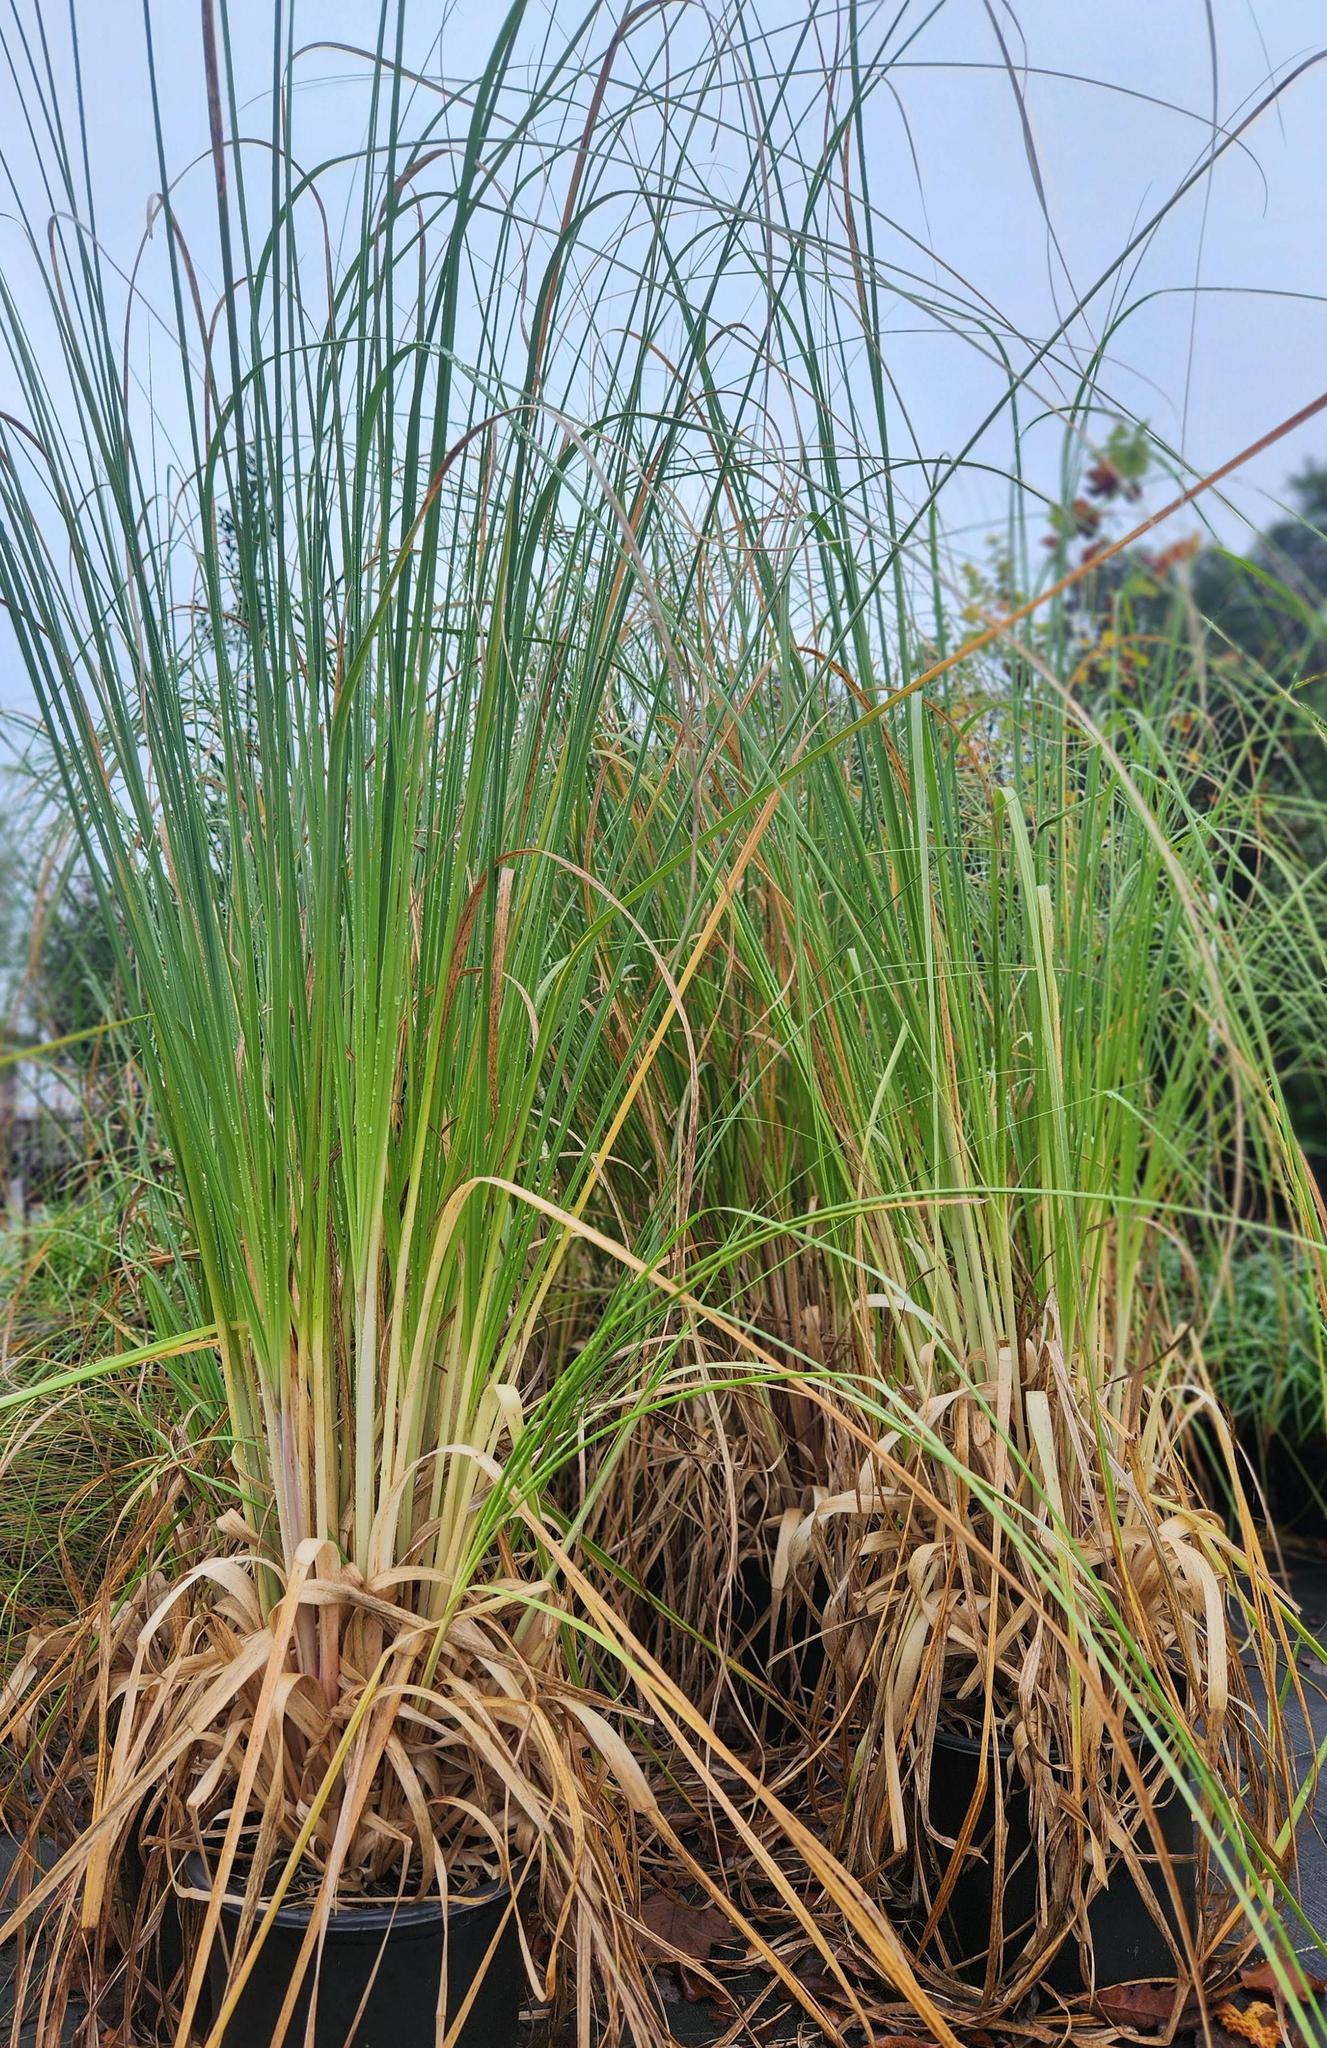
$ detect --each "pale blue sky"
[1,0,1324,715]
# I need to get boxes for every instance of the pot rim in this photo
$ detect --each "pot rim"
[178,1850,516,1934]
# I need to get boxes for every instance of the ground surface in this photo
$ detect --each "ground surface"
[3,1554,1326,2045]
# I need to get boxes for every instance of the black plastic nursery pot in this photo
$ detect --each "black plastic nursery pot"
[1243,1428,1327,1539]
[1191,1409,1327,1541]
[721,1554,827,1741]
[121,1809,185,2022]
[181,1855,524,2048]
[920,1724,1197,1993]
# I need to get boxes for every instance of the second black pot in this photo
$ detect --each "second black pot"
[181,1855,524,2048]
[920,1724,1197,1992]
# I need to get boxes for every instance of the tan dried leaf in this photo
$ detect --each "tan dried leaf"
[1215,1999,1285,2048]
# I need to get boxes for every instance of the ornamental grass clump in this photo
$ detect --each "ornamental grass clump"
[569,474,1327,2012]
[0,6,982,2042]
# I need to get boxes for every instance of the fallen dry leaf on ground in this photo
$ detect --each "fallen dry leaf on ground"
[1094,1981,1201,2032]
[1216,1999,1283,2048]
[1240,1958,1327,2000]
[639,1890,734,1963]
